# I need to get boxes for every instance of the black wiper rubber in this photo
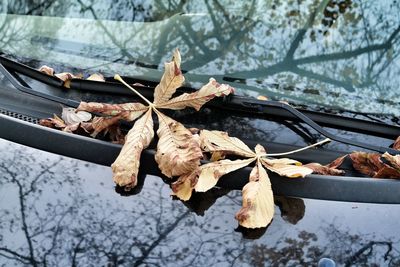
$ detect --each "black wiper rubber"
[0,55,399,155]
[0,55,64,88]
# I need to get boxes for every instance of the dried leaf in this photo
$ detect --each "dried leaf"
[155,111,203,177]
[261,158,312,178]
[393,136,400,150]
[81,116,122,137]
[235,161,274,228]
[62,123,80,133]
[200,130,255,158]
[156,78,234,111]
[195,158,255,192]
[382,152,400,173]
[61,108,92,125]
[87,73,105,82]
[304,155,346,176]
[55,72,81,88]
[38,65,54,76]
[111,109,154,187]
[77,102,148,121]
[153,49,185,104]
[349,152,385,177]
[39,114,66,129]
[171,171,199,201]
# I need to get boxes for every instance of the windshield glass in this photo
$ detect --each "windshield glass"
[0,0,399,116]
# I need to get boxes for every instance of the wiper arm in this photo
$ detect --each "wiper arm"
[0,55,399,155]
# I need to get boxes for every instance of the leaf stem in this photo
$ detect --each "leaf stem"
[260,138,331,157]
[114,74,154,107]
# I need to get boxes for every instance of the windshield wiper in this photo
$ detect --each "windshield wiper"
[0,55,399,155]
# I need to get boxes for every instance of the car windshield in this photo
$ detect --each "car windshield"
[0,0,399,116]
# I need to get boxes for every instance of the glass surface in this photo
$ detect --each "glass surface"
[1,138,400,266]
[0,0,399,115]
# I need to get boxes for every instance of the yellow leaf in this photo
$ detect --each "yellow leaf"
[77,102,148,122]
[171,171,199,201]
[261,158,312,178]
[111,109,154,187]
[200,130,255,158]
[156,78,234,111]
[235,161,274,228]
[155,111,203,177]
[195,158,255,192]
[153,49,185,104]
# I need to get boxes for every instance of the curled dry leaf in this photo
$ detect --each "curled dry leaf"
[349,152,383,177]
[81,116,122,137]
[393,136,400,150]
[39,114,80,133]
[77,102,147,121]
[155,111,203,177]
[349,152,400,178]
[39,114,66,129]
[195,158,255,192]
[55,72,81,88]
[382,152,400,173]
[156,78,234,111]
[153,49,185,104]
[304,155,346,176]
[38,65,54,76]
[261,157,312,178]
[171,171,199,201]
[235,161,274,229]
[200,130,255,158]
[111,109,153,187]
[61,108,92,125]
[87,73,105,82]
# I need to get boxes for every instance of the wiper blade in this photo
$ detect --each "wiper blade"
[0,55,399,155]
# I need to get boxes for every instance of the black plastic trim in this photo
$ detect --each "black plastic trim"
[1,113,399,204]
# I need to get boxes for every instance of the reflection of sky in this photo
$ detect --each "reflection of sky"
[0,0,399,115]
[1,138,400,266]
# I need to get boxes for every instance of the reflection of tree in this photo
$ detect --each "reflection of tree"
[0,140,399,266]
[2,0,400,114]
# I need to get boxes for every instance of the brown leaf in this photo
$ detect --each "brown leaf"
[111,109,154,187]
[304,155,346,176]
[349,152,385,177]
[261,158,312,178]
[38,65,54,76]
[393,136,400,150]
[235,161,274,228]
[156,78,234,111]
[155,111,203,177]
[87,73,105,82]
[153,49,185,104]
[194,158,255,192]
[61,108,91,125]
[39,114,66,129]
[200,130,255,158]
[77,102,148,122]
[381,153,400,173]
[62,123,80,133]
[81,116,122,137]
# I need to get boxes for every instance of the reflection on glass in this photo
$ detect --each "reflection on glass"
[0,1,399,115]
